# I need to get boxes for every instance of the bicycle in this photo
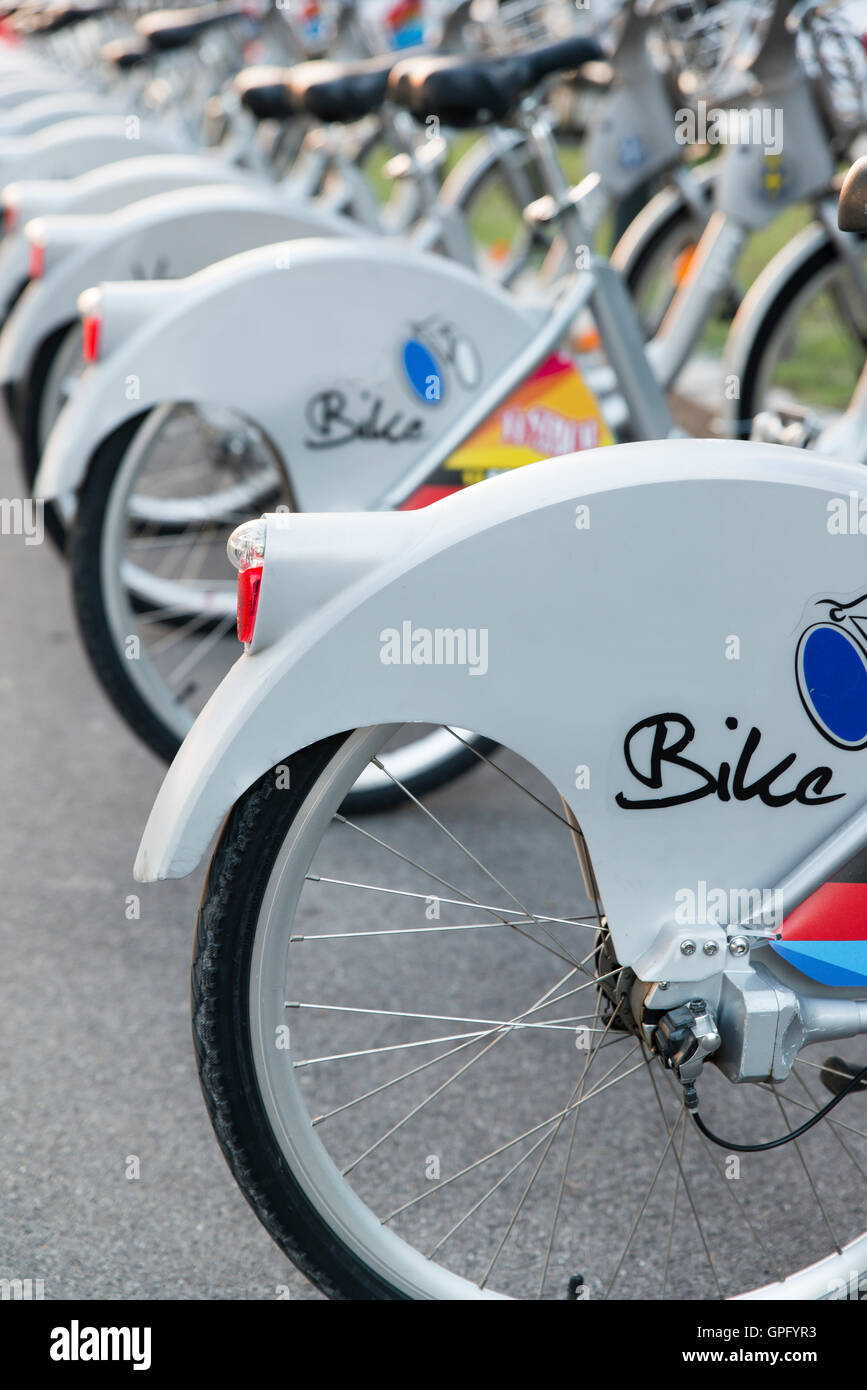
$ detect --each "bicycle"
[134,329,867,1296]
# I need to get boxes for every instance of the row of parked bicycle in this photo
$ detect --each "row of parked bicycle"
[11,0,867,1301]
[0,0,860,805]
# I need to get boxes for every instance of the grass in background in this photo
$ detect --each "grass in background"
[363,133,862,411]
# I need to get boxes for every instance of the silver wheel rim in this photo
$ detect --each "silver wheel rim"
[244,726,867,1299]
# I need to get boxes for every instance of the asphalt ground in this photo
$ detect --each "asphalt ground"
[0,413,325,1300]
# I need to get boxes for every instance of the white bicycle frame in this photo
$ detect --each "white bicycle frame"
[633,0,840,396]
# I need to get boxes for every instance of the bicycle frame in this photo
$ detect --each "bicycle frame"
[642,0,839,394]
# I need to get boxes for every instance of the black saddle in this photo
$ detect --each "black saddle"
[389,35,604,128]
[16,0,119,34]
[286,53,401,124]
[137,2,247,54]
[101,34,152,71]
[235,65,298,123]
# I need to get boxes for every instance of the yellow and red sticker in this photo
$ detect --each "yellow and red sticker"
[401,352,612,510]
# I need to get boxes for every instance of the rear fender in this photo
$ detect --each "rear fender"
[135,438,867,984]
[0,90,104,136]
[0,154,256,318]
[0,115,187,188]
[36,239,536,510]
[0,76,80,110]
[0,187,360,383]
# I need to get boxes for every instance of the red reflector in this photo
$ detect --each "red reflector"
[28,241,45,280]
[237,564,263,643]
[3,204,19,234]
[82,316,102,364]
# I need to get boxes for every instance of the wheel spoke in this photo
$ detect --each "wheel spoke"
[386,1041,646,1224]
[367,754,592,971]
[770,1089,842,1256]
[304,873,598,929]
[333,814,591,972]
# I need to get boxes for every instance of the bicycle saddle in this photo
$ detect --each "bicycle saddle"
[15,0,118,34]
[137,2,248,54]
[286,53,401,124]
[235,65,300,122]
[839,157,867,234]
[388,35,604,128]
[101,34,152,71]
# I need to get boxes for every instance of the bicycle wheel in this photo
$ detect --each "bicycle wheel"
[615,177,715,339]
[450,130,585,287]
[733,231,867,442]
[69,408,490,811]
[193,725,867,1299]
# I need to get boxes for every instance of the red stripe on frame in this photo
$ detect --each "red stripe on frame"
[399,484,462,511]
[782,881,867,942]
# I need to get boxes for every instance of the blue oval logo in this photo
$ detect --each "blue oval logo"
[798,623,867,748]
[402,339,442,405]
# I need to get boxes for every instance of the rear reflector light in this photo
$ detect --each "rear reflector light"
[228,519,268,644]
[82,316,102,364]
[237,565,264,644]
[28,240,45,280]
[3,203,18,234]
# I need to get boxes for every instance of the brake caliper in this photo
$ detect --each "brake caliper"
[654,999,721,1110]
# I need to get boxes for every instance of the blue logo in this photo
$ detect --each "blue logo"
[402,338,443,406]
[796,595,867,749]
[619,135,646,170]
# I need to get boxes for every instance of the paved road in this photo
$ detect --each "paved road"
[0,419,324,1300]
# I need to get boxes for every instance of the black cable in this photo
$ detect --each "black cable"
[692,1062,867,1153]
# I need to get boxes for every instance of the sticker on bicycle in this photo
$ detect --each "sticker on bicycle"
[796,593,867,751]
[401,353,612,509]
[385,0,426,48]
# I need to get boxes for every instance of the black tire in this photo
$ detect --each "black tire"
[192,735,408,1300]
[735,236,862,441]
[19,319,78,553]
[619,185,738,339]
[69,413,493,808]
[68,412,179,757]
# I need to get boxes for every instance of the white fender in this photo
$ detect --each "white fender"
[36,239,539,512]
[0,154,256,318]
[135,439,867,982]
[0,89,108,136]
[0,185,362,385]
[0,75,80,109]
[0,113,188,189]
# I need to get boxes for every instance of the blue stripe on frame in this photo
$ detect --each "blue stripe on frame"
[772,939,867,988]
